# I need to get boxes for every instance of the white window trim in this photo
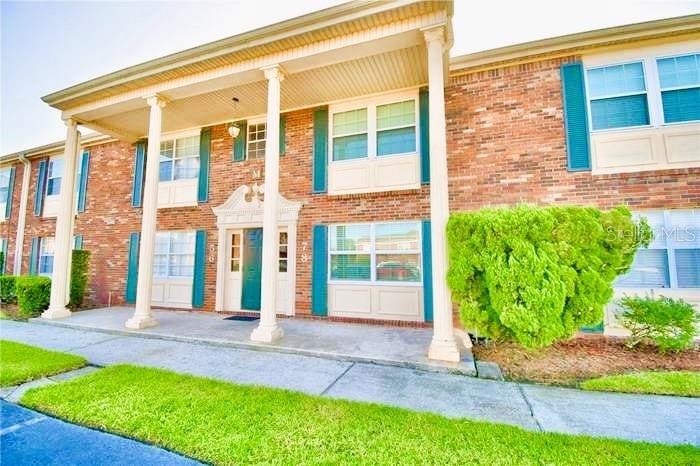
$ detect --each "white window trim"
[38,236,55,277]
[154,230,196,280]
[46,155,63,198]
[617,209,700,291]
[159,132,201,183]
[584,59,653,134]
[655,52,700,126]
[327,221,423,287]
[328,89,420,163]
[246,117,267,161]
[0,167,10,221]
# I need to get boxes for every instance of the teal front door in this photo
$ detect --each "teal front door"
[241,228,263,310]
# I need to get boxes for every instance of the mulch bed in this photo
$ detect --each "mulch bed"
[472,335,700,386]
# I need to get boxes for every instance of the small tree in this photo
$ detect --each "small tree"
[69,249,91,309]
[447,205,652,349]
[620,296,698,353]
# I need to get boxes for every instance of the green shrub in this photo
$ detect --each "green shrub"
[620,296,698,353]
[0,275,17,304]
[69,249,91,309]
[447,205,652,349]
[16,276,51,318]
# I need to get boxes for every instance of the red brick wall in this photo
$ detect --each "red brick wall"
[444,56,700,211]
[7,54,699,315]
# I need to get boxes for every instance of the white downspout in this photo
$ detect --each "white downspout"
[13,153,31,275]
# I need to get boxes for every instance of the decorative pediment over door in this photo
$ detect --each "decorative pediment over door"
[212,184,302,227]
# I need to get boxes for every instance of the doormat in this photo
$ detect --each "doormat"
[224,316,260,322]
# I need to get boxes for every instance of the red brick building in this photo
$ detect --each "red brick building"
[1,2,698,361]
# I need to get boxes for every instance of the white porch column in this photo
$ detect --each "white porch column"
[42,119,80,319]
[424,26,461,362]
[251,65,285,343]
[126,95,166,329]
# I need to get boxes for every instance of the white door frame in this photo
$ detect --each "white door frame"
[212,184,302,315]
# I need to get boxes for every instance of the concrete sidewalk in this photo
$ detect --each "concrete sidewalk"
[1,401,201,465]
[2,320,699,446]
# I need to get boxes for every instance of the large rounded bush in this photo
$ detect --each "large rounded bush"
[447,205,651,348]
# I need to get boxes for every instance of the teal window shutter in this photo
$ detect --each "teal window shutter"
[419,88,430,184]
[560,62,591,171]
[198,128,211,203]
[192,230,207,308]
[4,166,15,219]
[232,120,247,161]
[279,114,286,156]
[73,234,83,250]
[29,237,40,276]
[311,224,328,316]
[125,232,140,303]
[34,160,48,216]
[421,220,433,322]
[131,141,147,207]
[77,150,90,213]
[312,107,328,193]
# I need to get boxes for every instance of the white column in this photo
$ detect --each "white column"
[251,65,285,343]
[126,95,166,329]
[42,119,80,319]
[424,26,461,362]
[13,154,31,275]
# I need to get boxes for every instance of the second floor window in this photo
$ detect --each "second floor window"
[159,135,200,182]
[47,158,63,196]
[0,168,11,204]
[247,122,267,160]
[657,53,700,124]
[587,62,649,131]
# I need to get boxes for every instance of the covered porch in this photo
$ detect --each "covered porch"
[39,1,463,362]
[32,307,476,375]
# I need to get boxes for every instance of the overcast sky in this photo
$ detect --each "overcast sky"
[2,0,698,154]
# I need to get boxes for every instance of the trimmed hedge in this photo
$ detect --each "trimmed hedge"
[16,276,51,318]
[0,275,17,304]
[69,249,91,309]
[447,205,651,349]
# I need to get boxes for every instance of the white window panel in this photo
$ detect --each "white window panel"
[159,135,200,181]
[247,122,267,160]
[153,231,196,279]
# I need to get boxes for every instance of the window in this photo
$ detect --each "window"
[159,135,200,182]
[331,95,418,161]
[329,221,421,283]
[47,158,63,196]
[333,108,368,161]
[230,233,241,272]
[279,231,288,272]
[376,100,416,156]
[616,210,699,289]
[39,237,55,276]
[0,168,10,205]
[247,122,267,160]
[657,53,700,123]
[586,62,650,130]
[154,231,196,279]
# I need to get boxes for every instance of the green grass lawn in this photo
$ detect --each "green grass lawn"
[0,340,87,387]
[581,371,700,397]
[21,365,699,465]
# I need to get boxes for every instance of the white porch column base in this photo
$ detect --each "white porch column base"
[250,64,285,343]
[42,118,80,321]
[125,315,159,330]
[428,337,461,362]
[250,322,284,343]
[423,25,461,362]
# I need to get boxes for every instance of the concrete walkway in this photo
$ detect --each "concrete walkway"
[2,320,699,446]
[29,307,476,375]
[1,401,201,465]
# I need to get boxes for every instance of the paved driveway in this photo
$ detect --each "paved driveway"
[1,401,201,465]
[2,320,699,446]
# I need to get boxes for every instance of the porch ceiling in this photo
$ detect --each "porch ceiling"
[84,45,428,138]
